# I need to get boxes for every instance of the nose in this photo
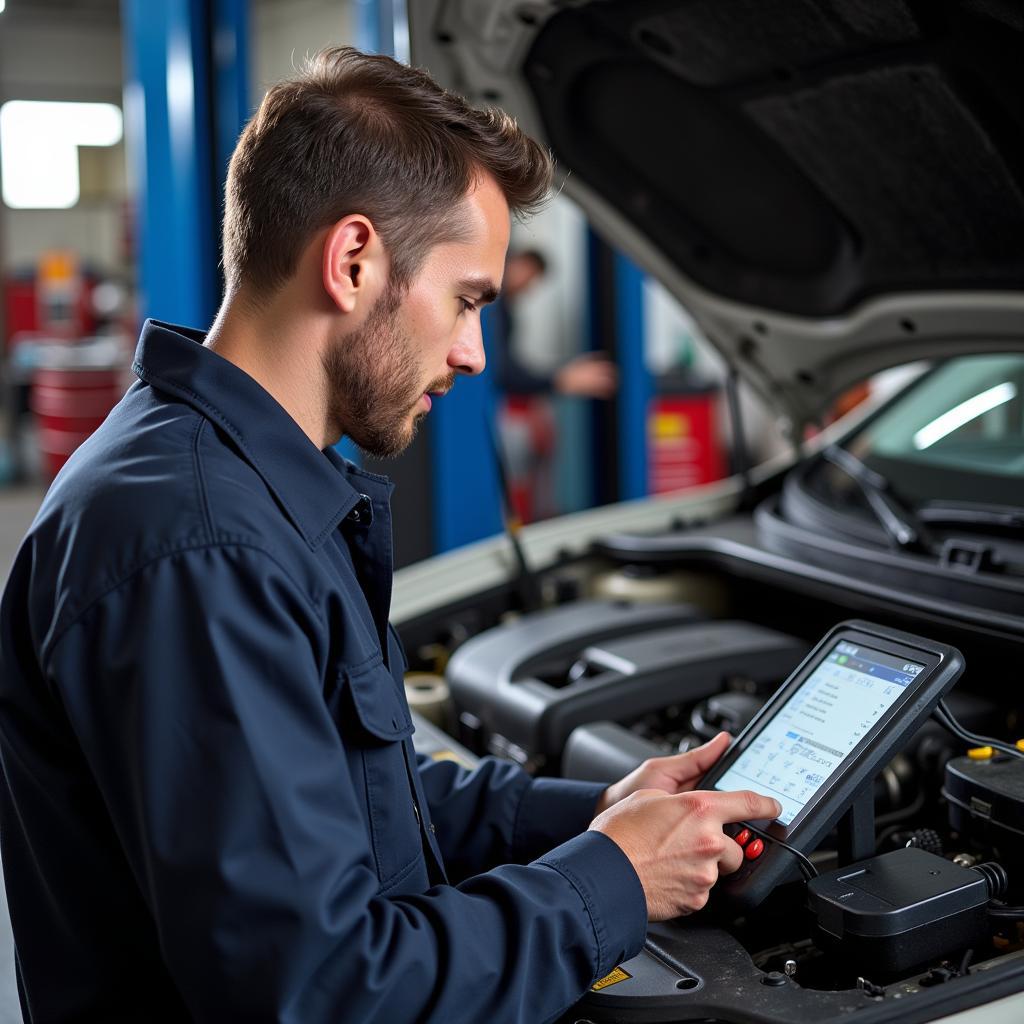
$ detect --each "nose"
[448,320,486,377]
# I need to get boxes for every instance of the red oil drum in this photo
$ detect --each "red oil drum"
[30,367,124,477]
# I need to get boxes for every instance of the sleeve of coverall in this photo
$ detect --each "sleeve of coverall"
[417,754,612,878]
[48,543,647,1024]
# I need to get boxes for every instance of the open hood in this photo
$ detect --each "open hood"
[409,0,1024,425]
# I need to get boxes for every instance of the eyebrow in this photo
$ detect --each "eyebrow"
[458,276,500,306]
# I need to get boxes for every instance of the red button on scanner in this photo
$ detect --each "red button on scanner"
[744,838,765,861]
[734,828,752,847]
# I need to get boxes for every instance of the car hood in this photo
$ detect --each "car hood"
[409,0,1024,425]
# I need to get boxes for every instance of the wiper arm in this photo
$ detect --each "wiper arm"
[919,501,1024,531]
[821,445,931,552]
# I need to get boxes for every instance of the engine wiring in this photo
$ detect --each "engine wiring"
[935,700,1024,760]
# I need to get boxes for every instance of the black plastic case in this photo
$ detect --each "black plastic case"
[563,721,666,783]
[445,599,805,768]
[807,848,990,974]
[944,754,1024,861]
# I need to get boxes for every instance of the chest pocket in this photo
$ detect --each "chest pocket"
[338,656,424,890]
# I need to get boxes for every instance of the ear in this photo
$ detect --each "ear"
[322,215,386,314]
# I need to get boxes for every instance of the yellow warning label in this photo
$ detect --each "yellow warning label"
[430,750,474,769]
[652,412,689,439]
[591,966,632,992]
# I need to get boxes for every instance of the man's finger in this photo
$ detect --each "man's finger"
[718,833,745,876]
[683,731,732,774]
[650,732,730,783]
[697,789,782,825]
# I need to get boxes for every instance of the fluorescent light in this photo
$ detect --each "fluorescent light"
[0,100,123,209]
[0,1,6,15]
[913,381,1017,450]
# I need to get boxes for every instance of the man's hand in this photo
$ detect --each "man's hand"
[553,353,618,399]
[594,731,732,815]
[590,788,782,920]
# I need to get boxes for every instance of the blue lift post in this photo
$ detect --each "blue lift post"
[353,0,383,55]
[123,0,250,330]
[122,0,217,329]
[614,251,650,501]
[429,314,503,553]
[212,0,252,190]
[586,229,652,507]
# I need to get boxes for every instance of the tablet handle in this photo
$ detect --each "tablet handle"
[837,784,876,865]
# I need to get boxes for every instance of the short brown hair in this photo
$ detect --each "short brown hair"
[223,47,552,297]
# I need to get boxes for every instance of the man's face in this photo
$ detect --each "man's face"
[323,174,511,458]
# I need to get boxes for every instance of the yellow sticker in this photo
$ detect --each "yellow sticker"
[651,412,686,439]
[430,750,474,769]
[591,966,632,992]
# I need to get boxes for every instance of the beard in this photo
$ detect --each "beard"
[321,285,454,459]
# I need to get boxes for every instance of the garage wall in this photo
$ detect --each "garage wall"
[0,7,127,275]
[251,0,356,103]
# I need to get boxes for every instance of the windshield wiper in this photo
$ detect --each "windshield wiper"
[821,445,932,552]
[918,502,1024,531]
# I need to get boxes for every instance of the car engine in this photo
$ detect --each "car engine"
[401,556,1024,1023]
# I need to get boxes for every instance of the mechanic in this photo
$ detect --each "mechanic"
[490,248,618,520]
[0,48,779,1023]
[491,248,619,400]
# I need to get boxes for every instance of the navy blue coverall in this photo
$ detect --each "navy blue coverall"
[0,320,647,1023]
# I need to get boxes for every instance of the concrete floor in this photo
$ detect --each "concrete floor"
[0,485,46,1024]
[0,486,44,582]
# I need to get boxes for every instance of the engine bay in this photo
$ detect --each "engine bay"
[400,550,1024,1023]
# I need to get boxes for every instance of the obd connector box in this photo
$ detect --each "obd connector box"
[807,848,990,975]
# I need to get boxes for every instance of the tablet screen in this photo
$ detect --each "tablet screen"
[713,641,925,826]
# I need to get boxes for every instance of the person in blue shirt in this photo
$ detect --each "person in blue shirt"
[490,248,618,520]
[0,48,779,1023]
[491,249,618,400]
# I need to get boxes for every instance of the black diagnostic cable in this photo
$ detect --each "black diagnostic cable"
[989,903,1024,920]
[485,413,541,613]
[934,700,1024,760]
[968,864,1024,920]
[737,821,819,881]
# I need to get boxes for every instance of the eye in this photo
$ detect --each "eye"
[459,297,478,314]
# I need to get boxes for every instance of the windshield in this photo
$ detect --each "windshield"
[843,354,1024,509]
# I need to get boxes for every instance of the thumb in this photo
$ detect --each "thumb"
[684,731,732,775]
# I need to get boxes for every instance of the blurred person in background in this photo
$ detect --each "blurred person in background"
[492,248,617,400]
[492,249,617,520]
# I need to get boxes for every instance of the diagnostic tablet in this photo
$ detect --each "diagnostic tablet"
[699,620,964,913]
